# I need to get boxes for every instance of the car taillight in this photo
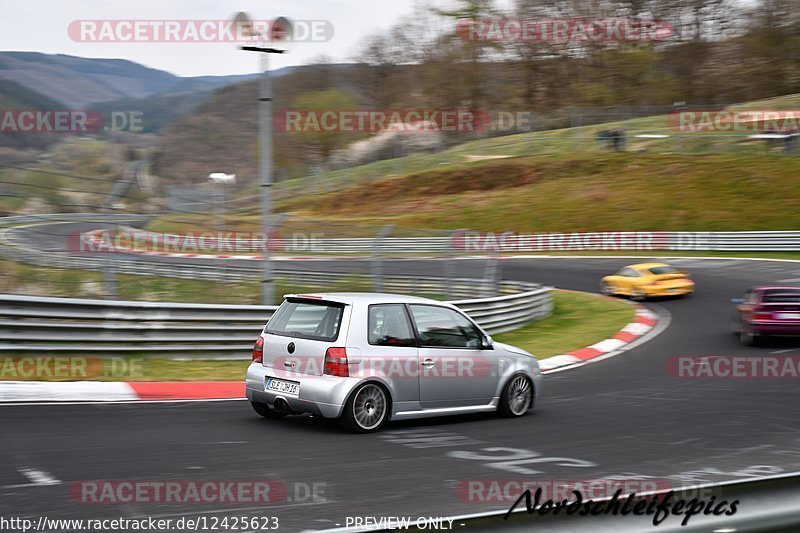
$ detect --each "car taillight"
[647,281,660,286]
[324,347,349,377]
[252,336,264,363]
[753,311,772,320]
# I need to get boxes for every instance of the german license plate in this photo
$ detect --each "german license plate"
[266,378,299,396]
[776,312,800,320]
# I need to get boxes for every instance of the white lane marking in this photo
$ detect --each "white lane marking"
[0,381,139,402]
[16,467,61,486]
[378,429,483,449]
[447,447,596,475]
[771,348,797,354]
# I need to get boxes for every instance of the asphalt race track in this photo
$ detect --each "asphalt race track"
[3,222,800,531]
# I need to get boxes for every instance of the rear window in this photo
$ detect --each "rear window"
[762,290,800,303]
[649,265,678,275]
[265,299,344,341]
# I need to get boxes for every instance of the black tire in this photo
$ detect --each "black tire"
[341,383,390,433]
[740,330,759,346]
[498,374,534,417]
[630,287,646,302]
[600,281,615,296]
[251,401,286,419]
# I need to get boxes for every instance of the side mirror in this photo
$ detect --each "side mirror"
[731,298,744,304]
[482,335,494,350]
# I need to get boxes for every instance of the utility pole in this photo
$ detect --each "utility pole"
[236,13,292,305]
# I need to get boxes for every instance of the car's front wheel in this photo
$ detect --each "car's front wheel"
[498,374,533,417]
[341,383,390,433]
[251,401,287,419]
[600,281,615,296]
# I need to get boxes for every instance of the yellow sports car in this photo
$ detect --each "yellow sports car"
[600,262,694,301]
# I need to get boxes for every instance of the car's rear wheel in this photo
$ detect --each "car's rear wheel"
[498,374,533,417]
[342,383,390,433]
[251,401,287,419]
[740,329,760,346]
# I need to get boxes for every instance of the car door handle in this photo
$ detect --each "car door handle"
[421,359,436,368]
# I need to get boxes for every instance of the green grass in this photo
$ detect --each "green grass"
[144,94,800,237]
[494,290,635,359]
[273,153,800,232]
[0,289,635,382]
[146,151,800,235]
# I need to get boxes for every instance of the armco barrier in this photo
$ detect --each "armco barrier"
[98,228,800,253]
[0,282,551,358]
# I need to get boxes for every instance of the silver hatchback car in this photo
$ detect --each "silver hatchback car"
[245,293,542,433]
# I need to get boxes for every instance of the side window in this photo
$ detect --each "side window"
[368,304,416,347]
[408,305,483,349]
[620,268,640,277]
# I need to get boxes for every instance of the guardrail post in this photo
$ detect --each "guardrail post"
[102,213,118,300]
[482,240,500,297]
[372,225,395,292]
[444,230,460,300]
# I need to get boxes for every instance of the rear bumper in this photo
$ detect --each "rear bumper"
[749,322,800,336]
[245,362,360,419]
[643,284,694,297]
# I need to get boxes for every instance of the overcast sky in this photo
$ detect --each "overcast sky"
[0,0,434,77]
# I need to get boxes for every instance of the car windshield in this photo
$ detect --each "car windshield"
[649,265,679,275]
[265,299,344,341]
[762,289,800,303]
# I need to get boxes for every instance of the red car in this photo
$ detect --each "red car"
[733,286,800,345]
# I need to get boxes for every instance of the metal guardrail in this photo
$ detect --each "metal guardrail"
[99,227,800,253]
[0,282,552,358]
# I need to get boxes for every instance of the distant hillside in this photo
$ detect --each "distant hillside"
[0,78,67,149]
[154,63,360,184]
[91,90,215,134]
[0,51,265,108]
